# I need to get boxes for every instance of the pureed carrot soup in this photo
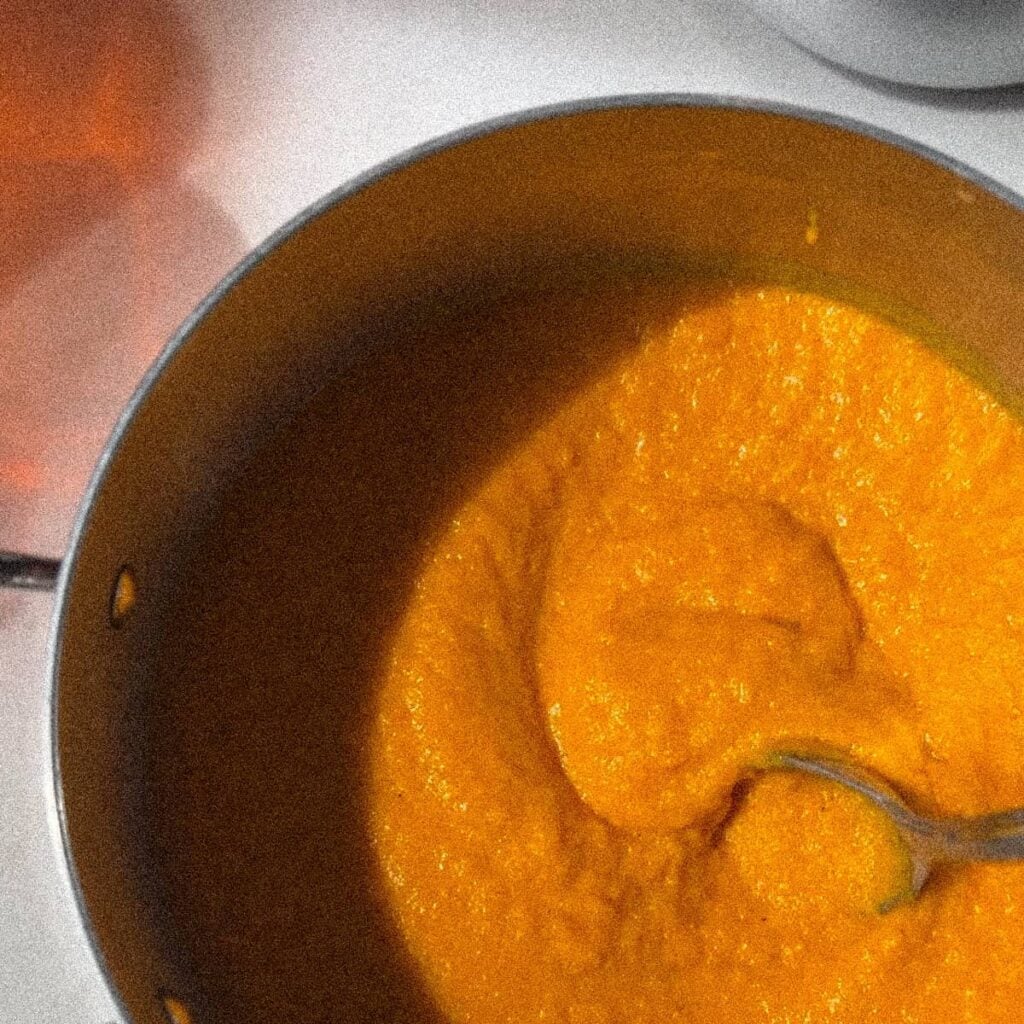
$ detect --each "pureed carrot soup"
[370,277,1024,1023]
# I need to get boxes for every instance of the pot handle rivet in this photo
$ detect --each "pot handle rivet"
[109,565,137,627]
[160,993,192,1024]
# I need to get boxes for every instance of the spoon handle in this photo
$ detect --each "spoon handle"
[763,752,923,831]
[762,751,1024,867]
[952,809,1024,862]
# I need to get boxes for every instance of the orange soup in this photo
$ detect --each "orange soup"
[370,280,1024,1023]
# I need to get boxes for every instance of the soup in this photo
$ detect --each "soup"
[370,278,1024,1023]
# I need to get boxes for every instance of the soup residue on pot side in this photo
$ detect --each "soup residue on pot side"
[369,278,1024,1024]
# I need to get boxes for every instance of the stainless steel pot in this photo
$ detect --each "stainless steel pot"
[3,96,1024,1024]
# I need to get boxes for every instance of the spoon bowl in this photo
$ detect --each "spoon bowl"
[764,752,1024,912]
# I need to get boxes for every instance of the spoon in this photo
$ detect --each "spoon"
[764,751,1024,912]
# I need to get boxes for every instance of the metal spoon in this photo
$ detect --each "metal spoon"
[764,751,1024,912]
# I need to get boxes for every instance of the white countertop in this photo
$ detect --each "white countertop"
[2,1,1024,1020]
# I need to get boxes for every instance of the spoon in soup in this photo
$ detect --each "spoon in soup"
[763,751,1024,912]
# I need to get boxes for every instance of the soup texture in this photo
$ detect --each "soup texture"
[371,281,1024,1024]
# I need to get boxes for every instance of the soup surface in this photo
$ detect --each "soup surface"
[370,280,1024,1023]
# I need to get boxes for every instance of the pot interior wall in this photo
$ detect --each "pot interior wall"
[54,102,1024,1024]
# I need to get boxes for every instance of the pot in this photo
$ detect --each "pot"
[3,96,1024,1024]
[746,0,1024,89]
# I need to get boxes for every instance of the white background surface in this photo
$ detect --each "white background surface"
[2,2,1024,1021]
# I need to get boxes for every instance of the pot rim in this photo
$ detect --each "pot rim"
[46,91,1024,1023]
